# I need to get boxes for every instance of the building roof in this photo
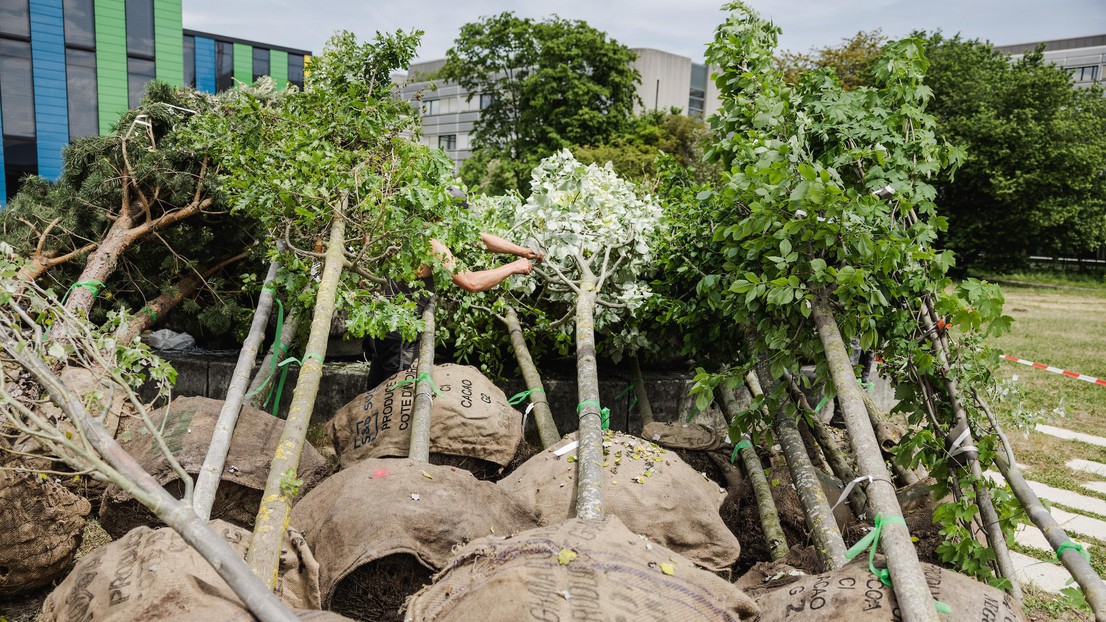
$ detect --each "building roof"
[183,29,312,56]
[995,34,1106,55]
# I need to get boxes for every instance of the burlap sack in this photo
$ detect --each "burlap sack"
[41,520,326,621]
[329,364,522,472]
[753,557,1024,622]
[0,468,91,597]
[497,431,740,571]
[404,516,759,622]
[642,421,724,450]
[288,458,539,619]
[100,396,331,539]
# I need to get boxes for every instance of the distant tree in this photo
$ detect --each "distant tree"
[920,33,1106,271]
[775,30,887,90]
[572,109,717,184]
[442,12,640,194]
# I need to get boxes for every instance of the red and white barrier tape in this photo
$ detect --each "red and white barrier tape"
[1000,355,1106,387]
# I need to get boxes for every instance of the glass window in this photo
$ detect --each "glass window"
[216,40,234,91]
[4,136,37,199]
[252,46,269,81]
[183,35,195,87]
[125,0,154,58]
[438,134,456,151]
[67,49,98,138]
[288,54,304,90]
[128,57,156,107]
[0,39,35,137]
[0,0,29,39]
[479,93,494,109]
[63,0,95,49]
[422,99,440,115]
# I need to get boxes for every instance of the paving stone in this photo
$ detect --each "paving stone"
[1014,524,1090,555]
[1068,458,1106,478]
[986,471,1106,516]
[1036,424,1106,448]
[1082,481,1106,496]
[1009,551,1074,594]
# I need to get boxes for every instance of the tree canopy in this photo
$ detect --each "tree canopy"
[441,12,640,194]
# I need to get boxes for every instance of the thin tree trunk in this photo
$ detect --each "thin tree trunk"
[811,296,936,622]
[717,382,789,560]
[994,452,1106,621]
[6,334,296,622]
[799,420,828,469]
[245,308,302,410]
[62,211,137,315]
[573,269,604,521]
[917,304,1021,597]
[502,307,559,448]
[17,242,98,283]
[629,354,653,426]
[860,392,921,486]
[193,258,281,520]
[408,296,436,463]
[246,214,345,588]
[785,373,869,515]
[748,369,848,570]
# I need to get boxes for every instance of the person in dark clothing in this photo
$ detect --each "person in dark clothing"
[364,188,542,391]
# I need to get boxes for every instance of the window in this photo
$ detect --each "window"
[0,38,35,137]
[0,0,29,39]
[288,54,304,90]
[422,99,440,115]
[438,135,457,151]
[67,49,98,139]
[128,57,156,107]
[125,0,154,58]
[479,93,494,109]
[688,63,707,117]
[216,40,234,91]
[252,47,269,81]
[183,35,195,87]
[63,0,96,48]
[1069,65,1099,83]
[3,136,36,200]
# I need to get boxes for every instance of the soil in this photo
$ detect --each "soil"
[427,437,538,482]
[99,477,261,540]
[328,553,434,622]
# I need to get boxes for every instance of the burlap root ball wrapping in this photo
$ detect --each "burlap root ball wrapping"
[751,557,1024,622]
[0,469,91,597]
[329,364,522,478]
[41,520,328,621]
[404,516,759,622]
[100,396,331,539]
[641,421,724,451]
[289,458,540,616]
[497,431,741,571]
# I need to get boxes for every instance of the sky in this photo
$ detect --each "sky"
[182,0,1106,63]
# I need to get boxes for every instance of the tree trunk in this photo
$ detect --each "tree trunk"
[193,258,281,520]
[6,333,296,622]
[860,392,922,486]
[573,270,604,521]
[629,354,654,426]
[62,210,137,315]
[811,296,937,622]
[717,382,789,560]
[408,296,437,463]
[503,307,559,448]
[994,452,1106,621]
[245,308,302,410]
[246,214,345,588]
[748,369,848,570]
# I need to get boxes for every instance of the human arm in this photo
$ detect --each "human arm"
[480,232,544,262]
[430,239,533,293]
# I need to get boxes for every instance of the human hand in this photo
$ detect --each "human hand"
[523,248,544,263]
[511,258,534,275]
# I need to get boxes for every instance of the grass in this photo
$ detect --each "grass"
[982,272,1106,621]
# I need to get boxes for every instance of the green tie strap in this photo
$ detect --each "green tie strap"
[261,353,324,417]
[389,372,441,397]
[858,378,875,392]
[244,297,285,403]
[814,395,831,413]
[139,306,157,322]
[615,382,639,414]
[1057,540,1091,563]
[730,439,752,464]
[508,387,545,405]
[62,280,105,303]
[577,399,611,430]
[845,513,907,587]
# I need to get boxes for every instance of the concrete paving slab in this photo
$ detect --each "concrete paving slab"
[1014,524,1090,555]
[1069,458,1106,478]
[1010,551,1074,594]
[986,472,1106,517]
[1082,481,1106,496]
[1037,424,1106,448]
